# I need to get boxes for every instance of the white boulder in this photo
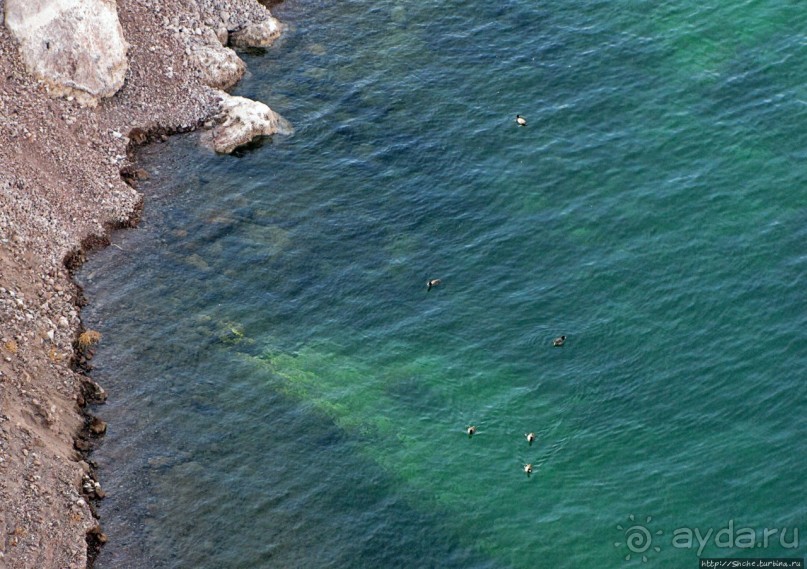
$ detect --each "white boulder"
[229,17,282,48]
[4,0,129,103]
[206,90,293,154]
[191,29,246,90]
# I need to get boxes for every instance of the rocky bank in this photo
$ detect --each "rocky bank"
[0,0,290,566]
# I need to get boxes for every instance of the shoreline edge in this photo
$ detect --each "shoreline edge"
[0,0,289,566]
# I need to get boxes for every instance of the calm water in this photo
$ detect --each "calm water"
[80,1,807,567]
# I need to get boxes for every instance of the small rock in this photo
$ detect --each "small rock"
[129,128,148,145]
[87,526,107,544]
[89,417,107,435]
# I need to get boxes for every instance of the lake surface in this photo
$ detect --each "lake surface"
[80,1,807,567]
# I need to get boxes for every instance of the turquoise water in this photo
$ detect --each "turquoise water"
[80,1,807,567]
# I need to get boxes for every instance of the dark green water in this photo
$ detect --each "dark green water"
[80,1,807,567]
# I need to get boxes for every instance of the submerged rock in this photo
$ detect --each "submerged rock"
[4,0,129,104]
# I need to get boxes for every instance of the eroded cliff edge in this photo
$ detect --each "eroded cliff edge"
[0,0,290,566]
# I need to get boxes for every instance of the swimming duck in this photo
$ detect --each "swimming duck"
[516,114,527,126]
[553,335,566,347]
[525,432,536,446]
[524,463,533,477]
[466,425,476,438]
[427,278,442,291]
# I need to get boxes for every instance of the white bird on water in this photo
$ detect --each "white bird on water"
[427,278,442,292]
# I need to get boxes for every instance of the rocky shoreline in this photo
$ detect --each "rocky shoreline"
[0,0,289,566]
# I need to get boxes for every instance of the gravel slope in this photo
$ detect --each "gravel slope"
[0,1,283,566]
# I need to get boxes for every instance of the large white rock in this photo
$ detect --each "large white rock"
[4,0,129,103]
[207,90,293,154]
[229,17,282,48]
[191,29,246,90]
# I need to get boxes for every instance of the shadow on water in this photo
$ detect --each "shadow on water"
[258,0,284,8]
[230,135,273,158]
[89,357,498,569]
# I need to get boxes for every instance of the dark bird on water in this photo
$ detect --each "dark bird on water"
[516,114,527,126]
[553,335,566,347]
[525,432,536,446]
[427,278,442,291]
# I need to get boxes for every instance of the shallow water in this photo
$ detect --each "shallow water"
[80,1,807,567]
